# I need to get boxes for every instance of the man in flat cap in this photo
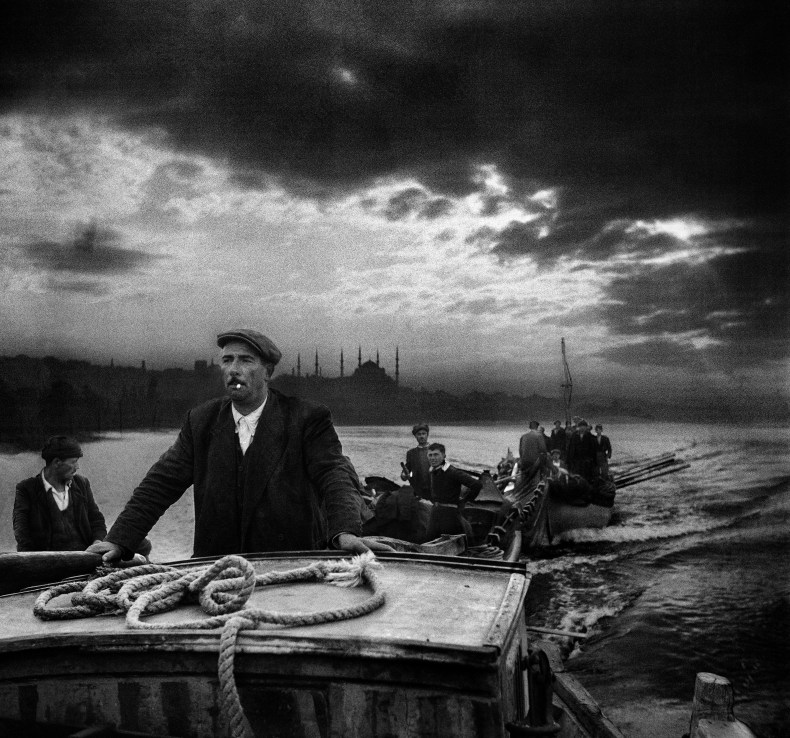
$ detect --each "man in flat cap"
[567,419,598,483]
[90,329,388,562]
[400,422,432,501]
[13,436,108,552]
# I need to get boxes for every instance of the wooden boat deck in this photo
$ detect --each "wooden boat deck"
[0,553,529,663]
[0,552,541,738]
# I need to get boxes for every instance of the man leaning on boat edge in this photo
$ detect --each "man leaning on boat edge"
[88,328,393,563]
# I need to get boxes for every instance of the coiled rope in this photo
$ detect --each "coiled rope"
[34,552,385,738]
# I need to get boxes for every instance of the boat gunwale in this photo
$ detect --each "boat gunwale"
[2,549,529,599]
[0,628,509,666]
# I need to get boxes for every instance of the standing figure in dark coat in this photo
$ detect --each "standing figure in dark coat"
[88,328,391,563]
[13,436,107,552]
[549,420,567,459]
[517,420,548,492]
[594,424,613,478]
[400,422,432,500]
[567,419,599,483]
[425,443,482,541]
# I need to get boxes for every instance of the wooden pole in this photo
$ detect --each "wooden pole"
[613,456,678,482]
[617,463,690,489]
[614,461,681,485]
[0,551,102,595]
[610,451,674,470]
[688,672,757,737]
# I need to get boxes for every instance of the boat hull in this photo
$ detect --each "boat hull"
[0,553,533,738]
[547,499,613,538]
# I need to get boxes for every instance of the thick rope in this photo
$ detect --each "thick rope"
[33,552,385,738]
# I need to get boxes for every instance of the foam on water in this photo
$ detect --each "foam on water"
[553,515,724,544]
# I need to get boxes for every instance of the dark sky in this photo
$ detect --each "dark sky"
[0,0,787,401]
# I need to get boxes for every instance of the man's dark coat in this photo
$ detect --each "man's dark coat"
[404,445,431,499]
[567,431,599,482]
[14,474,107,551]
[595,434,613,459]
[549,427,567,453]
[106,390,363,557]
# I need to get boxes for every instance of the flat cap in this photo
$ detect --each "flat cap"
[412,422,430,435]
[42,436,83,463]
[217,329,282,365]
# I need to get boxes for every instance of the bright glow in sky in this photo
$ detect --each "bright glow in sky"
[0,0,786,407]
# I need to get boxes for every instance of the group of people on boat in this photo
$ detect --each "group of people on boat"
[11,327,395,561]
[9,325,617,561]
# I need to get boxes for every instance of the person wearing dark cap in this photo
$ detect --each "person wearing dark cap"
[13,436,108,552]
[567,419,599,483]
[549,420,567,459]
[89,328,389,562]
[594,424,613,478]
[399,422,432,500]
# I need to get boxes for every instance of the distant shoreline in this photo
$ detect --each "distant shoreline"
[3,416,788,456]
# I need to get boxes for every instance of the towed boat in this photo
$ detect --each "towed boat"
[0,549,625,738]
[362,471,524,562]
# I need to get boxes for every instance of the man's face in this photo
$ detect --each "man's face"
[220,340,269,409]
[595,427,602,436]
[554,421,561,430]
[578,424,589,435]
[414,430,429,446]
[55,457,80,481]
[427,449,445,468]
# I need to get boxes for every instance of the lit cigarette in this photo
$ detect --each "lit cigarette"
[235,383,242,389]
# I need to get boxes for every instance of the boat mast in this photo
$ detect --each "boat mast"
[561,337,573,424]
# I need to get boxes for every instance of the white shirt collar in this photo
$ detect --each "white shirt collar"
[41,470,70,510]
[231,395,267,432]
[430,461,451,472]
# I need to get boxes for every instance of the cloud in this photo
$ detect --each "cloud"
[383,187,454,221]
[599,339,709,369]
[1,0,784,224]
[598,224,790,367]
[44,277,111,296]
[16,222,167,276]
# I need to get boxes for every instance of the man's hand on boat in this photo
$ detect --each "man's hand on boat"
[334,533,396,553]
[86,540,127,563]
[86,535,395,563]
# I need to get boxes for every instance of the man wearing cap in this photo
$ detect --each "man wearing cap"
[13,436,108,552]
[400,422,431,500]
[89,329,387,562]
[549,420,567,459]
[567,419,599,482]
[594,424,613,478]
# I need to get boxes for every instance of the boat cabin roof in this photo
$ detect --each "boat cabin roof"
[0,552,530,667]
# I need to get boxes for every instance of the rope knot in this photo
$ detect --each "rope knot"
[325,551,381,588]
[188,555,257,615]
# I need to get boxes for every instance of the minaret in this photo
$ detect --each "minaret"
[395,346,399,387]
[358,346,362,368]
[376,349,380,366]
[297,353,301,378]
[340,349,344,378]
